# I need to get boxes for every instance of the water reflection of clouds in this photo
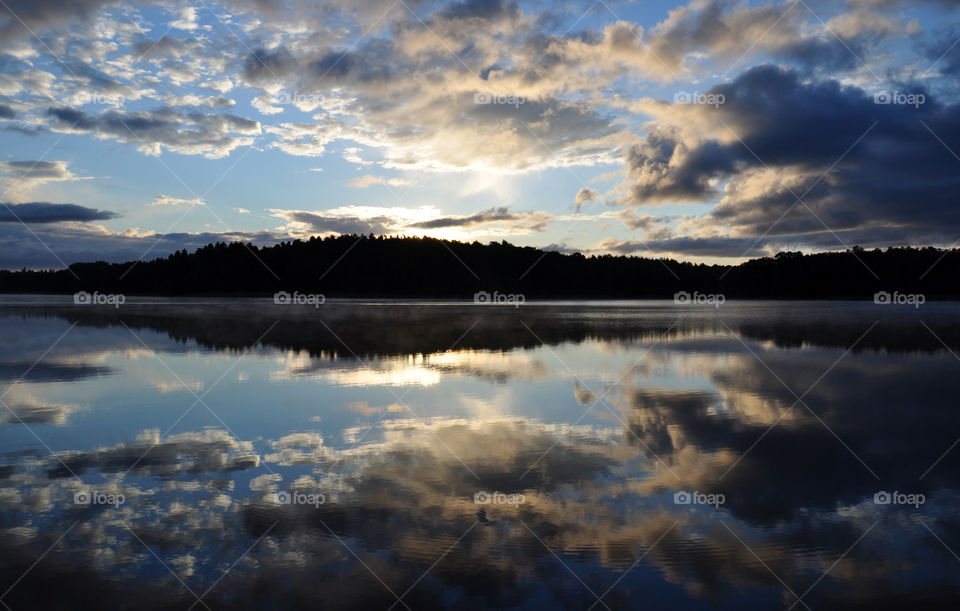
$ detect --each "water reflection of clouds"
[2,414,954,608]
[0,387,85,425]
[3,306,960,607]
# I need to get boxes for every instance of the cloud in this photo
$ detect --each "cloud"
[0,0,116,41]
[0,201,117,223]
[169,6,198,31]
[0,160,88,200]
[598,235,773,258]
[269,209,397,236]
[150,195,205,207]
[617,64,960,255]
[344,175,412,188]
[46,107,261,159]
[0,0,956,263]
[574,187,596,212]
[408,206,550,231]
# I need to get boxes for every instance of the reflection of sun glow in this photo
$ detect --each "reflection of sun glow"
[271,349,553,387]
[272,361,441,387]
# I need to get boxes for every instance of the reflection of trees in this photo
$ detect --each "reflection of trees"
[6,303,960,361]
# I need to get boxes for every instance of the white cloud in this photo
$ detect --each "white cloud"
[170,6,199,31]
[345,175,412,188]
[150,195,205,207]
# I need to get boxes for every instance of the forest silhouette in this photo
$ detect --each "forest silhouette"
[0,234,957,298]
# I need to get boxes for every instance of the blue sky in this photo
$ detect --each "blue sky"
[0,0,958,268]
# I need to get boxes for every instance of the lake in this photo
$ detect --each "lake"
[1,297,958,609]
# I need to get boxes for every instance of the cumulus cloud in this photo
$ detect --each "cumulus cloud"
[616,64,960,256]
[168,6,198,31]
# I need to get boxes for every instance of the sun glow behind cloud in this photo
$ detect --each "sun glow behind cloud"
[0,0,956,267]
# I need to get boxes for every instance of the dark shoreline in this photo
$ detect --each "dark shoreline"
[1,236,958,300]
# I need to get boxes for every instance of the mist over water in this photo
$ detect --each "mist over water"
[1,299,959,609]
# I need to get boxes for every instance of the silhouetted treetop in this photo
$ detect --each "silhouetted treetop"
[0,235,957,299]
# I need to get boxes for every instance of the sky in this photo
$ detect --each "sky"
[0,0,958,269]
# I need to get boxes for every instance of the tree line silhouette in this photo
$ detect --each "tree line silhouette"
[0,235,957,298]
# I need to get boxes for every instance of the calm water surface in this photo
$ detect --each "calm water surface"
[1,297,959,609]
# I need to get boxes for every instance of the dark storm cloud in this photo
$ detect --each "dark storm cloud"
[625,65,960,252]
[0,202,117,223]
[0,104,14,119]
